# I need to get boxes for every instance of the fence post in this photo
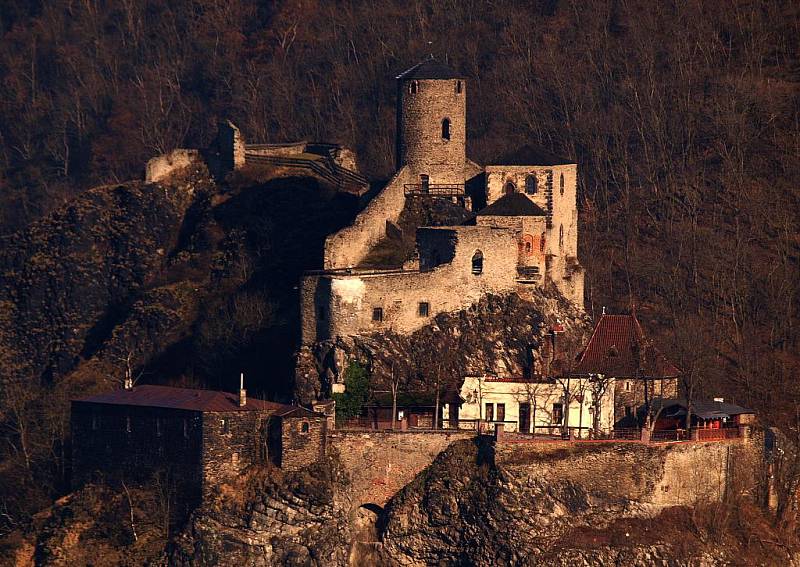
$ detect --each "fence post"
[494,423,504,442]
[640,428,651,443]
[690,428,699,441]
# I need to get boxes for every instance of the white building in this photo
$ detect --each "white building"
[451,375,615,437]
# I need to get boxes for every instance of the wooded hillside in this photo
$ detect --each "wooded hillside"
[0,0,798,538]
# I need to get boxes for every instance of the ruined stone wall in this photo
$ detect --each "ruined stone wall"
[323,166,413,269]
[329,430,475,508]
[70,402,204,499]
[200,410,270,497]
[302,226,519,344]
[145,149,201,183]
[397,78,466,185]
[485,164,584,306]
[280,416,327,472]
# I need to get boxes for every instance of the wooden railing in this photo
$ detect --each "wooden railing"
[697,427,739,441]
[403,183,465,197]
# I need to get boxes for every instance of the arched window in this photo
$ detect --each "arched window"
[525,174,538,195]
[456,80,463,94]
[524,241,532,254]
[471,251,483,275]
[441,118,451,140]
[559,224,564,248]
[409,81,418,94]
[559,173,565,195]
[504,181,516,195]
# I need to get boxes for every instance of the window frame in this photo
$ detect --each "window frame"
[372,307,384,322]
[525,174,538,195]
[552,403,564,424]
[471,250,484,275]
[418,301,430,317]
[441,117,451,141]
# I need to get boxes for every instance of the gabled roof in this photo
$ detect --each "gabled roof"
[73,384,293,413]
[396,56,464,80]
[572,313,680,378]
[651,397,754,420]
[476,193,547,217]
[494,145,574,166]
[275,406,323,419]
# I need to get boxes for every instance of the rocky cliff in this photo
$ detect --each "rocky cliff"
[296,289,590,403]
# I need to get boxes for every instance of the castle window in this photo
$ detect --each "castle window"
[485,403,494,422]
[560,173,565,195]
[540,233,546,253]
[300,421,310,434]
[418,302,429,317]
[441,118,451,140]
[221,418,229,434]
[559,225,564,249]
[372,307,383,322]
[525,175,538,195]
[456,80,462,94]
[471,251,483,275]
[504,181,516,195]
[552,403,564,424]
[497,403,506,422]
[409,80,418,94]
[524,241,532,254]
[625,381,631,392]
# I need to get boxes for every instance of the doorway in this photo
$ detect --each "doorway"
[519,402,531,434]
[420,174,430,194]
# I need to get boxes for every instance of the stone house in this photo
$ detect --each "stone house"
[71,385,326,502]
[455,374,615,437]
[571,312,680,427]
[300,57,585,386]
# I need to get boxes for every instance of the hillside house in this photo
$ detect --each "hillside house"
[454,374,615,437]
[572,312,680,427]
[71,385,326,502]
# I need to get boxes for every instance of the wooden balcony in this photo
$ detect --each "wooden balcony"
[404,183,465,197]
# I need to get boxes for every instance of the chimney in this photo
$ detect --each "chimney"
[239,372,247,407]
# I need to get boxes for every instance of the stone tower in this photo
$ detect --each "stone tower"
[396,56,467,185]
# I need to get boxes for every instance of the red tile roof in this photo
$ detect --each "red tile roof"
[72,385,293,413]
[572,313,680,378]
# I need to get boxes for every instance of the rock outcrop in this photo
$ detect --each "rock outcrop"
[295,289,590,403]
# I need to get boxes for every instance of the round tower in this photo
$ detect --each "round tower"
[396,56,466,185]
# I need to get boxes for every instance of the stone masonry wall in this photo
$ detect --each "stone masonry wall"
[281,416,327,472]
[145,149,201,183]
[398,78,466,185]
[302,226,519,344]
[614,377,679,425]
[329,430,475,509]
[495,437,759,509]
[486,164,584,305]
[201,410,270,498]
[324,166,413,269]
[71,402,203,497]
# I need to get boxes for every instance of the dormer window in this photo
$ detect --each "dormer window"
[441,118,451,140]
[409,81,418,94]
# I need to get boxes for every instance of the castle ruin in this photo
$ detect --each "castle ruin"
[299,57,585,372]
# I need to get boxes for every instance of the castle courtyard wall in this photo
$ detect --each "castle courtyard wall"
[303,226,519,344]
[280,416,328,472]
[324,166,413,269]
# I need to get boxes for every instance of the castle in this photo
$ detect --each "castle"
[299,57,585,371]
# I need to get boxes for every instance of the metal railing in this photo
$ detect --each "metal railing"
[403,183,465,197]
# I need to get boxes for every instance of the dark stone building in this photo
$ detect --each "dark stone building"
[71,385,326,501]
